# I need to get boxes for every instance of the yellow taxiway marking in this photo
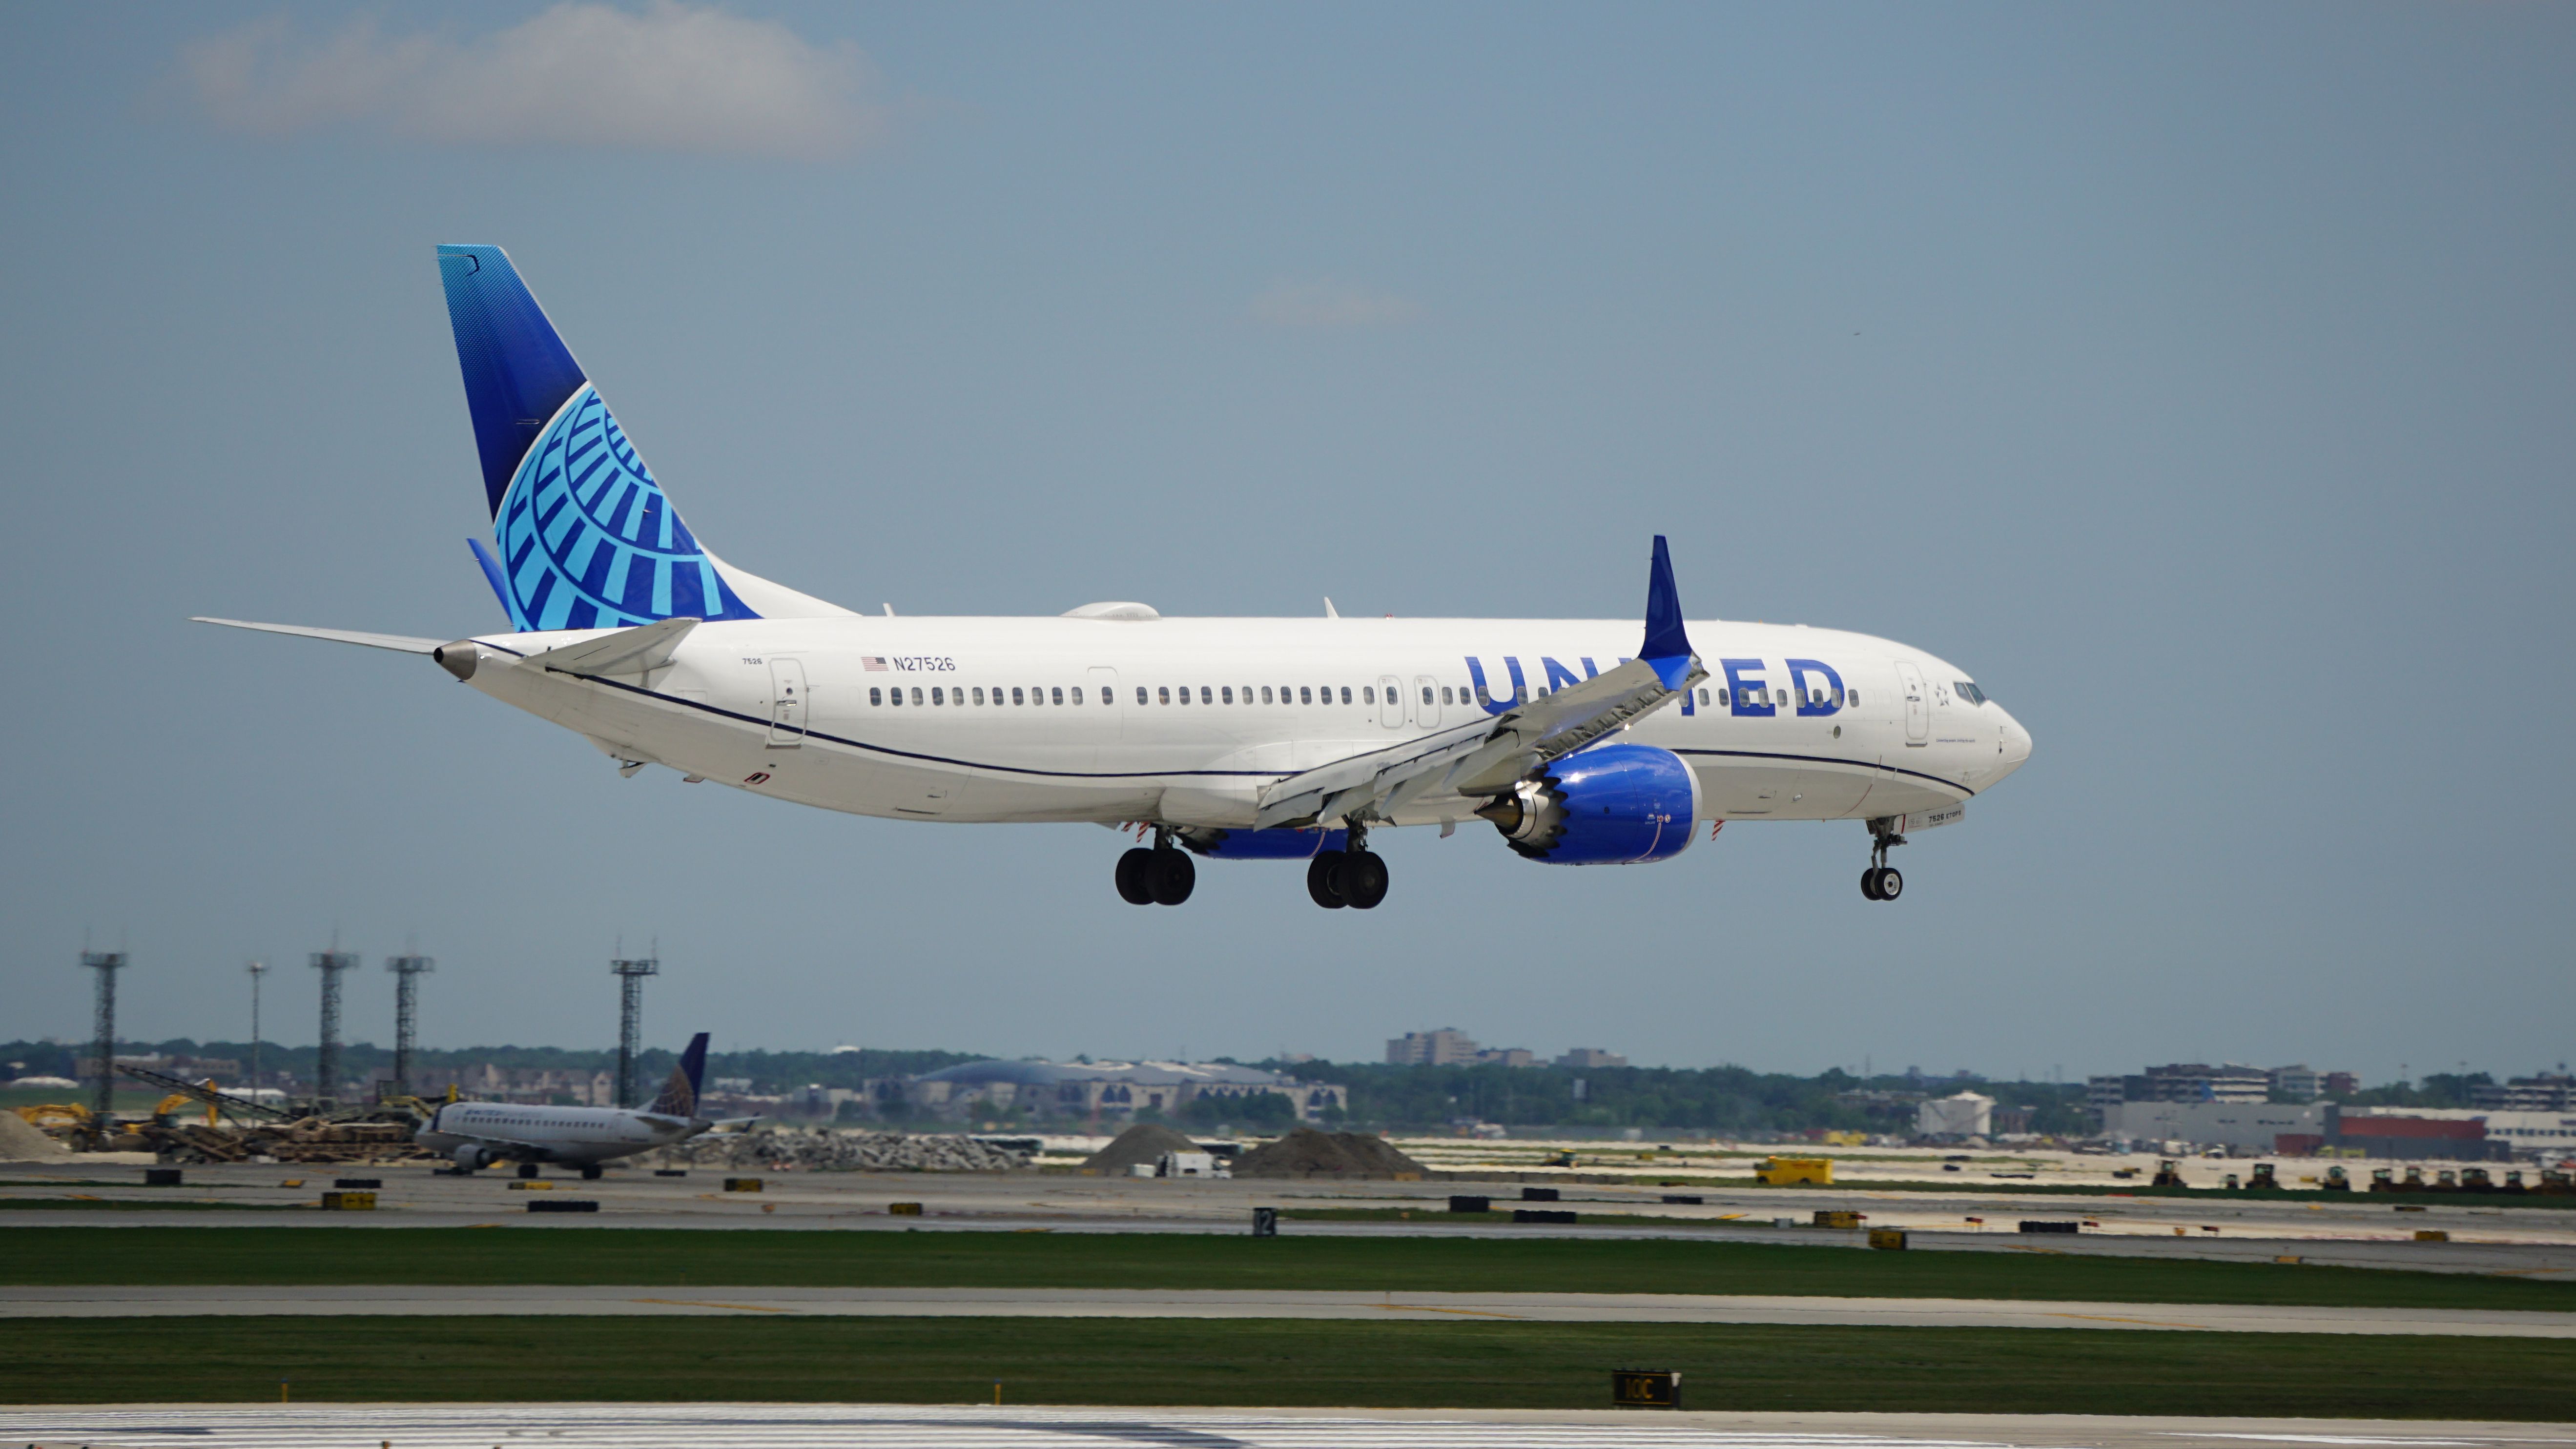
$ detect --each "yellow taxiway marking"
[630,1297,795,1313]
[1375,1303,1527,1320]
[2051,1311,2214,1329]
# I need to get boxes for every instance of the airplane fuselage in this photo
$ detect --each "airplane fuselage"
[446,614,2032,832]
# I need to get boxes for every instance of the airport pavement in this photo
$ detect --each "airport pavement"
[0,1404,2569,1449]
[4,1283,2573,1335]
[6,1163,2574,1275]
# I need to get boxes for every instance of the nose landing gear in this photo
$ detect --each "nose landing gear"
[1860,821,1906,902]
[1115,832,1196,906]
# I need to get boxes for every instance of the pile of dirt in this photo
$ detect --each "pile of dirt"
[0,1110,71,1161]
[1233,1126,1427,1179]
[660,1128,1033,1172]
[1079,1122,1202,1174]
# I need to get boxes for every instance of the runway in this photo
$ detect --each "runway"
[0,1404,2568,1449]
[6,1283,2571,1335]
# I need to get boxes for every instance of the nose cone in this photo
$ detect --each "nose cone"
[1999,709,2033,772]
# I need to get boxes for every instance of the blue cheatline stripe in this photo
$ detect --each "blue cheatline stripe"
[474,639,1970,795]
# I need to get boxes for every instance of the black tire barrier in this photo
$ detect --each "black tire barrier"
[1448,1195,1492,1213]
[1514,1208,1578,1224]
[529,1200,600,1213]
[1521,1186,1561,1201]
[2019,1220,2080,1234]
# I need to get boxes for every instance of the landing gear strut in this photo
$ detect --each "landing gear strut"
[1115,830,1195,906]
[1308,823,1390,910]
[1860,821,1906,902]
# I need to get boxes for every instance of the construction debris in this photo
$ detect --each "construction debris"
[1079,1122,1201,1175]
[1233,1126,1428,1179]
[658,1128,1034,1172]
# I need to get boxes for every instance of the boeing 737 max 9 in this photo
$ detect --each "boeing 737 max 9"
[199,245,2032,908]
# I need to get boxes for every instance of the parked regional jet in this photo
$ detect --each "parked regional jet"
[199,245,2031,909]
[416,1032,718,1176]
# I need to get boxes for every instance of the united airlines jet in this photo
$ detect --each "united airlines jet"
[417,1032,717,1176]
[199,245,2031,909]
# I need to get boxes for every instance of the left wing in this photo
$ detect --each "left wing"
[1255,536,1708,828]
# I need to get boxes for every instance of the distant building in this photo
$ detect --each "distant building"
[450,1063,616,1106]
[2322,1071,2360,1097]
[1387,1030,1480,1066]
[2477,1111,2576,1152]
[2473,1075,2575,1112]
[1555,1048,1628,1070]
[1916,1091,1994,1138]
[2267,1065,2322,1102]
[2090,1063,2267,1118]
[1474,1048,1537,1068]
[1991,1106,2035,1136]
[2102,1101,2330,1152]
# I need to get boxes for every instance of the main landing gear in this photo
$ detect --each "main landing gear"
[1115,832,1196,906]
[1307,824,1390,911]
[1860,822,1906,902]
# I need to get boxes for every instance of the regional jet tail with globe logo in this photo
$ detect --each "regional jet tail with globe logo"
[198,245,2031,910]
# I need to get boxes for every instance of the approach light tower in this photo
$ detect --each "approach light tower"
[82,951,127,1122]
[309,947,358,1108]
[386,955,434,1098]
[610,956,659,1109]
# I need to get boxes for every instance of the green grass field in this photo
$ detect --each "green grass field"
[2,1226,2569,1311]
[0,1316,2566,1418]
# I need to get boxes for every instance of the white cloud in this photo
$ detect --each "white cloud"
[184,2,888,159]
[1248,281,1423,329]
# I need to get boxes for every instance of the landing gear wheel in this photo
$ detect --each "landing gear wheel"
[1114,848,1155,905]
[1874,866,1903,901]
[1342,850,1389,909]
[1147,848,1195,906]
[580,1164,604,1181]
[1861,867,1883,901]
[1307,850,1349,909]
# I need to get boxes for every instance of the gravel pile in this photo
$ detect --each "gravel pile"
[0,1110,69,1161]
[1233,1126,1427,1179]
[1078,1122,1201,1174]
[660,1127,1034,1172]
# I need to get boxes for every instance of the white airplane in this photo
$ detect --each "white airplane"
[200,245,2031,909]
[416,1032,719,1176]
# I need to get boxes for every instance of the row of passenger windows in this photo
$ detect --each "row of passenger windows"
[865,681,1860,709]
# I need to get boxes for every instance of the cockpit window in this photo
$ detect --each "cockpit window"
[1956,681,1987,705]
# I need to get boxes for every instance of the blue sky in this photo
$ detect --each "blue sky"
[2,3,2569,1082]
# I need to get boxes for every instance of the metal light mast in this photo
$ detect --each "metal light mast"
[82,951,127,1122]
[246,960,268,1099]
[386,955,434,1098]
[610,956,660,1108]
[309,948,358,1108]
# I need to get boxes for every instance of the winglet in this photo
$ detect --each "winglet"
[1640,534,1693,687]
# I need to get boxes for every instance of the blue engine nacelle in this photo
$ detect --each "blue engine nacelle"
[1475,744,1699,864]
[1180,827,1348,860]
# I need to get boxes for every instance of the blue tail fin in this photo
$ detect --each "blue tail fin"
[436,245,759,633]
[646,1031,710,1119]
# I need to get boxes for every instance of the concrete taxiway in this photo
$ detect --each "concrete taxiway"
[0,1405,2568,1449]
[7,1161,2575,1276]
[4,1283,2572,1335]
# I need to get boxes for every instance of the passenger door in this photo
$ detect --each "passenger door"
[767,658,807,746]
[1894,660,1929,746]
[1413,674,1441,729]
[1378,675,1404,729]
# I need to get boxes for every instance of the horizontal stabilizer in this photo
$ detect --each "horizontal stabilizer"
[517,615,698,677]
[190,617,443,654]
